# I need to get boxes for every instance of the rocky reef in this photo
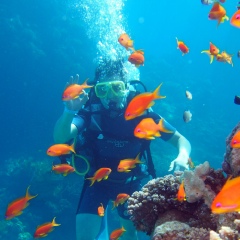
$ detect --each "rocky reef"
[127,161,240,239]
[222,122,240,177]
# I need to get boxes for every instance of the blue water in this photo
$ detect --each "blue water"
[0,0,240,239]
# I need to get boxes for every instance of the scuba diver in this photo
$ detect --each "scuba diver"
[53,59,191,240]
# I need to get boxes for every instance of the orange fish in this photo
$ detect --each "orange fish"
[47,143,76,157]
[211,176,240,214]
[230,130,240,148]
[5,186,37,220]
[216,51,233,66]
[177,181,186,202]
[110,226,126,240]
[128,50,144,67]
[34,217,61,238]
[62,79,93,101]
[176,37,189,55]
[125,83,166,120]
[117,153,143,173]
[230,9,240,28]
[118,33,134,51]
[208,2,229,26]
[86,168,112,186]
[52,163,75,176]
[134,118,172,140]
[201,42,220,64]
[98,203,104,217]
[112,193,130,209]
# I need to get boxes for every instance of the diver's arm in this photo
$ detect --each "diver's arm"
[53,111,78,143]
[54,88,89,143]
[167,131,191,171]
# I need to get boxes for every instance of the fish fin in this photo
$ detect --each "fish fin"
[63,173,67,177]
[52,217,61,227]
[104,175,109,180]
[153,83,166,100]
[70,143,76,154]
[211,2,220,11]
[155,132,161,137]
[176,37,179,46]
[39,234,48,237]
[222,15,229,22]
[135,153,144,164]
[135,64,140,68]
[146,136,155,140]
[210,55,214,64]
[14,211,23,217]
[201,50,210,55]
[86,177,95,186]
[26,186,38,201]
[125,169,131,172]
[146,101,155,109]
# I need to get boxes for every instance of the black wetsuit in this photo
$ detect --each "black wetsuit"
[72,101,176,218]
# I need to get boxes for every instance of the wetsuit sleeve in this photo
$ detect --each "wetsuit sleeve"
[72,109,90,134]
[148,112,176,141]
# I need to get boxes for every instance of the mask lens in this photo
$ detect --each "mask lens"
[95,83,110,98]
[111,81,125,96]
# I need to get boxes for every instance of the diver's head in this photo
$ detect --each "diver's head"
[94,59,129,109]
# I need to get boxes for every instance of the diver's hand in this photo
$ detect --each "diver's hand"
[64,91,88,113]
[63,74,89,113]
[168,151,189,172]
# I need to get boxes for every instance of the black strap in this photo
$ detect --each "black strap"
[145,143,156,179]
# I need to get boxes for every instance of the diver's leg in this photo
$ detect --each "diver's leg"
[119,217,138,240]
[76,213,101,240]
[76,180,109,240]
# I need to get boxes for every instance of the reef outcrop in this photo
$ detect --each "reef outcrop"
[127,161,235,239]
[222,122,240,177]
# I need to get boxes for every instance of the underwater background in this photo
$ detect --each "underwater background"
[0,0,239,239]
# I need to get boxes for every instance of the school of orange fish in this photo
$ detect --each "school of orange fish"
[5,1,240,239]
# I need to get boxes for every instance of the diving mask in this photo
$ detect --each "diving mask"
[95,81,126,98]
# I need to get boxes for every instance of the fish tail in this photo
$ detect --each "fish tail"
[210,55,214,64]
[158,118,173,133]
[26,186,38,201]
[201,51,215,63]
[52,217,61,227]
[153,83,166,100]
[176,37,179,47]
[86,177,95,186]
[70,143,76,154]
[82,78,93,88]
[223,15,229,22]
[201,50,210,55]
[135,153,144,164]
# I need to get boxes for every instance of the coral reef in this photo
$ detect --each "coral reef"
[127,162,228,239]
[222,122,240,176]
[210,212,240,240]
